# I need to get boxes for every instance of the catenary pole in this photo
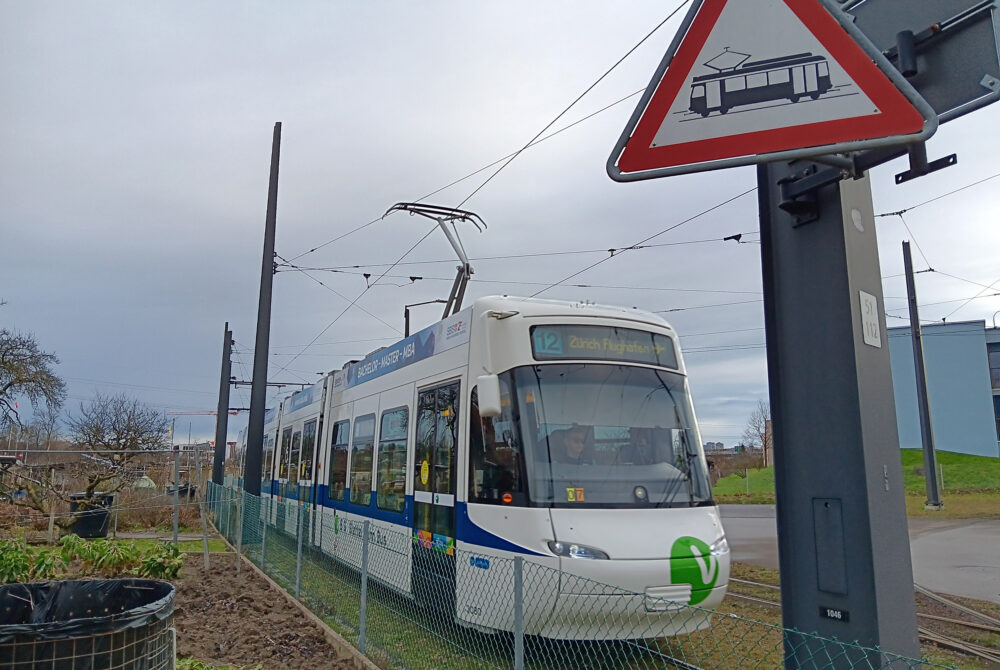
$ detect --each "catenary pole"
[902,241,942,509]
[758,163,919,666]
[244,122,282,496]
[212,322,233,485]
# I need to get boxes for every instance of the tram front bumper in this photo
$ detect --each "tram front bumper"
[534,584,727,640]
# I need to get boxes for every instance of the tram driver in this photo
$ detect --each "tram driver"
[550,424,593,465]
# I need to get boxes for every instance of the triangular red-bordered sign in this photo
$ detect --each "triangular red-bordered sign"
[616,0,929,175]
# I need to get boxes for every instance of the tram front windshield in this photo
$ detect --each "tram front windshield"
[474,364,712,508]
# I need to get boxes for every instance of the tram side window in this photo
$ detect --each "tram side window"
[469,387,526,505]
[262,441,273,485]
[289,431,302,486]
[328,420,350,501]
[724,76,745,92]
[376,407,408,513]
[747,73,767,89]
[301,419,317,482]
[768,69,790,85]
[350,414,376,506]
[278,427,292,479]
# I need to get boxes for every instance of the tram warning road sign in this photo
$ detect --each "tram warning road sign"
[608,0,937,181]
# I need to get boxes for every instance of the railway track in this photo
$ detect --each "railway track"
[725,578,1000,666]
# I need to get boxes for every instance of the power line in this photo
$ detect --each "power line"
[416,87,645,204]
[281,90,644,265]
[926,269,1000,292]
[283,3,690,264]
[530,187,758,297]
[455,0,691,209]
[275,253,402,334]
[656,299,763,313]
[271,224,439,377]
[876,169,1000,217]
[885,291,1000,312]
[940,277,1000,321]
[285,218,381,264]
[279,265,762,296]
[277,233,758,272]
[893,212,932,269]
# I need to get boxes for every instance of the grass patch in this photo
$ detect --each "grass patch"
[129,537,229,553]
[713,449,1000,518]
[712,467,776,498]
[899,449,1000,493]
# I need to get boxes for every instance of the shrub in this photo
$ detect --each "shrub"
[138,541,184,579]
[0,538,68,582]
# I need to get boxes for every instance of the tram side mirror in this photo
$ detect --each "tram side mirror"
[477,374,502,417]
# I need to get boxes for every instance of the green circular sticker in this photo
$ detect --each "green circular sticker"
[420,459,429,485]
[670,536,719,605]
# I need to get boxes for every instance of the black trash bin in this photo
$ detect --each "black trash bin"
[0,579,175,670]
[68,493,115,538]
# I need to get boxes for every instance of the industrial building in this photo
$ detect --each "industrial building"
[888,320,1000,458]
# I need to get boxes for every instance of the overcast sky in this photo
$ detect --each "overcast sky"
[3,1,999,449]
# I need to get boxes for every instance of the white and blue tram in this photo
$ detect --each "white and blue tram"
[258,295,729,639]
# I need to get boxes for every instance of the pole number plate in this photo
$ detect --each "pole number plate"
[819,606,850,622]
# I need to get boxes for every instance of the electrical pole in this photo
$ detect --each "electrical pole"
[212,322,233,485]
[759,164,919,664]
[244,122,282,496]
[902,241,942,509]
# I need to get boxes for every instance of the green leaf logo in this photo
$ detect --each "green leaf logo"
[670,536,718,605]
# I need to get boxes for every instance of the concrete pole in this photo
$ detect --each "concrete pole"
[244,122,282,497]
[212,323,232,485]
[758,164,919,665]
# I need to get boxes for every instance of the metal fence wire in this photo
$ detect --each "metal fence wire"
[206,483,952,670]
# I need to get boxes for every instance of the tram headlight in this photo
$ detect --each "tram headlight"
[633,485,648,502]
[709,534,730,556]
[547,540,609,560]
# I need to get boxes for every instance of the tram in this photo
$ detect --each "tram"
[689,52,833,116]
[256,295,730,639]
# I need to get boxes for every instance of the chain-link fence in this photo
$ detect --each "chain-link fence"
[206,483,950,670]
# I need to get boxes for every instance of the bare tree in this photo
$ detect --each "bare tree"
[31,403,61,449]
[741,399,772,467]
[65,392,169,496]
[1,392,169,531]
[0,329,66,430]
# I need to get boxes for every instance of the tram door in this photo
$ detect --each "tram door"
[412,381,460,610]
[792,66,806,96]
[706,80,721,110]
[804,64,818,93]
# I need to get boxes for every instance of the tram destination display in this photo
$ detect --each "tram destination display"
[530,325,678,369]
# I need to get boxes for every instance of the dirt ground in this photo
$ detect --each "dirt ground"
[173,552,358,669]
